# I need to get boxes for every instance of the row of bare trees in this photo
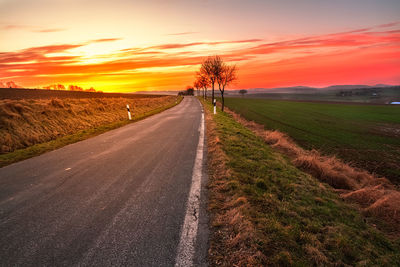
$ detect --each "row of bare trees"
[194,55,237,111]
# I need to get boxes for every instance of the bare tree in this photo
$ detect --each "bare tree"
[200,56,223,104]
[217,64,237,111]
[195,72,209,99]
[194,80,201,96]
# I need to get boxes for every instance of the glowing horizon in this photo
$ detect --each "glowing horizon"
[1,0,400,92]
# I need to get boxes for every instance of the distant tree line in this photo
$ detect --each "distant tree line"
[239,89,247,97]
[0,81,21,88]
[42,84,99,92]
[178,86,194,96]
[336,88,383,97]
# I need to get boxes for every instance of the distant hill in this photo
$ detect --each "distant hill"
[134,90,178,95]
[230,84,398,95]
[227,85,400,104]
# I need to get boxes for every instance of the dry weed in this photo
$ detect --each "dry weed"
[0,96,175,153]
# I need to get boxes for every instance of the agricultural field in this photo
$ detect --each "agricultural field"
[222,98,400,184]
[230,86,400,104]
[203,99,400,266]
[0,93,180,166]
[0,88,164,100]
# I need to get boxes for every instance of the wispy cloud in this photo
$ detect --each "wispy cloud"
[1,24,31,30]
[223,27,400,61]
[90,38,122,43]
[150,39,262,50]
[1,24,66,33]
[33,28,66,33]
[377,21,400,28]
[166,32,199,36]
[2,22,399,90]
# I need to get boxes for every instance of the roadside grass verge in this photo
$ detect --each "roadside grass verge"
[223,105,400,237]
[202,99,400,266]
[0,96,182,167]
[222,97,400,184]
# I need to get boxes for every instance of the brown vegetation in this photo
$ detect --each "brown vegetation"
[223,106,400,236]
[206,105,265,265]
[0,88,164,100]
[0,96,176,153]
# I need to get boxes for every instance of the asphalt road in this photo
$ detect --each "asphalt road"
[0,96,208,266]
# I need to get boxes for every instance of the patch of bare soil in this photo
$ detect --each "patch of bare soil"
[370,123,400,138]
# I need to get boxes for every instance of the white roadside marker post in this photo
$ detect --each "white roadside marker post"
[127,104,132,120]
[213,99,216,115]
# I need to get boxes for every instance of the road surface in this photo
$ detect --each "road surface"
[0,96,208,266]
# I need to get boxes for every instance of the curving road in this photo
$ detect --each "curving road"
[0,96,208,266]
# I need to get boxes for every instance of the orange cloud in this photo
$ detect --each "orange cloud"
[0,81,21,88]
[149,39,262,50]
[2,23,399,91]
[166,32,199,36]
[1,24,66,33]
[34,28,66,33]
[89,38,122,43]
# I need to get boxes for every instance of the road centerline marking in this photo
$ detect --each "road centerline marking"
[175,105,205,267]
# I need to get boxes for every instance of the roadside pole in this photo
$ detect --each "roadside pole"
[126,104,132,120]
[213,99,216,115]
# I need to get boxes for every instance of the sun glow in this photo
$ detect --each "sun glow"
[1,0,399,92]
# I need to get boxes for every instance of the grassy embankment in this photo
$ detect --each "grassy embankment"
[202,99,400,266]
[222,98,400,184]
[0,96,181,167]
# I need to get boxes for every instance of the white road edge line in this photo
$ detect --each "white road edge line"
[175,106,205,267]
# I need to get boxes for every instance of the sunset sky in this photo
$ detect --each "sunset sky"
[1,0,400,92]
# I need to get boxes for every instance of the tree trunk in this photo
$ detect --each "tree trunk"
[219,84,225,112]
[211,82,215,104]
[221,91,225,112]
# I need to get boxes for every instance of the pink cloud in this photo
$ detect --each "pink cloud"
[1,23,399,90]
[150,39,262,50]
[34,28,66,33]
[1,24,66,33]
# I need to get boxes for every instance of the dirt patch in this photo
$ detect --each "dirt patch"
[370,123,400,138]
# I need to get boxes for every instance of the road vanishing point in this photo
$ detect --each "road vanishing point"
[0,97,208,266]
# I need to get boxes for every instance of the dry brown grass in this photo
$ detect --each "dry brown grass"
[206,105,266,266]
[0,96,176,153]
[223,106,400,236]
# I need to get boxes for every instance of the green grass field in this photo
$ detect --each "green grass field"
[234,86,400,104]
[204,99,400,266]
[222,98,400,184]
